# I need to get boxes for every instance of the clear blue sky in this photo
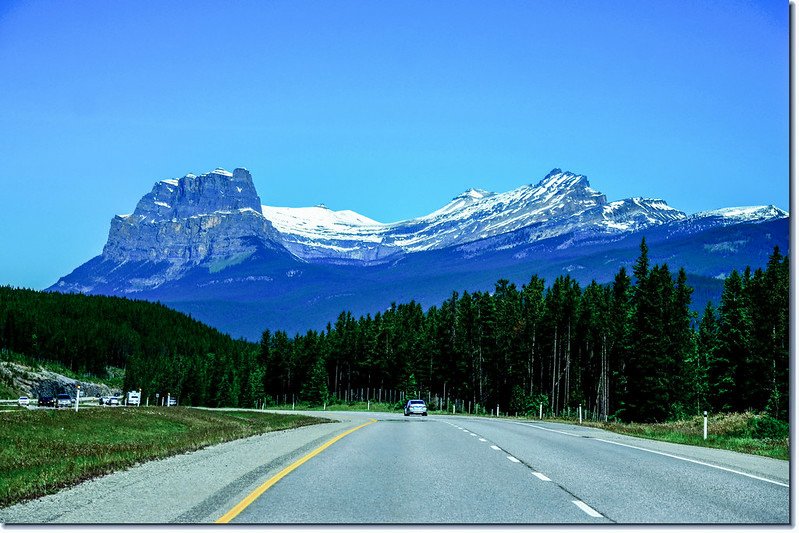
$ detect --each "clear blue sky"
[0,0,788,290]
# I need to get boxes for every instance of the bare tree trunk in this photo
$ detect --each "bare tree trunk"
[478,344,484,404]
[529,328,537,396]
[555,334,561,416]
[550,328,557,412]
[334,361,339,400]
[602,334,609,421]
[565,320,571,408]
[594,346,600,418]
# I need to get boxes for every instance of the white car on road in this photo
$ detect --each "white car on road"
[404,399,428,416]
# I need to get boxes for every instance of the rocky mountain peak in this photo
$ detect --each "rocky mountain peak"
[534,168,591,191]
[99,167,283,274]
[132,167,262,221]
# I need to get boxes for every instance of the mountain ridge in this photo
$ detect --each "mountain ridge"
[50,166,789,339]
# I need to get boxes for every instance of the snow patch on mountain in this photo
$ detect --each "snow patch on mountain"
[262,205,383,240]
[691,205,787,223]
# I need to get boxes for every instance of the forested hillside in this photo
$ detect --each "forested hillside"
[0,242,788,422]
[0,288,257,406]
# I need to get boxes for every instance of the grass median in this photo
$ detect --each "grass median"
[0,407,328,508]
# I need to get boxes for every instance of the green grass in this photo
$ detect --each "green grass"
[0,407,328,508]
[546,411,788,460]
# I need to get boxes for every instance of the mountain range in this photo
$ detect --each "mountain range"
[51,167,789,340]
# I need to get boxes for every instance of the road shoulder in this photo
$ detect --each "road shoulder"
[0,413,361,524]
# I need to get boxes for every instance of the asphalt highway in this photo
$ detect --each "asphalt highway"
[228,411,788,524]
[0,410,789,524]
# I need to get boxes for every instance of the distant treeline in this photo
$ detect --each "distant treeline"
[255,240,789,422]
[0,241,788,422]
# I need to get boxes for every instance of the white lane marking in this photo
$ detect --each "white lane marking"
[469,433,477,436]
[507,456,520,463]
[595,438,789,488]
[532,472,551,481]
[490,445,501,451]
[478,438,487,442]
[506,421,580,437]
[462,429,469,433]
[572,500,603,518]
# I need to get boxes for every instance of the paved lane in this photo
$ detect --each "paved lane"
[232,415,608,524]
[227,412,789,525]
[449,417,789,524]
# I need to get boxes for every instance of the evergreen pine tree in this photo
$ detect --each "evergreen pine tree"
[713,270,751,412]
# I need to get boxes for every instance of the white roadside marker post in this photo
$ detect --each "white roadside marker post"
[138,389,142,407]
[539,403,543,419]
[704,411,708,440]
[167,393,171,407]
[75,386,80,413]
[578,404,582,424]
[496,404,500,417]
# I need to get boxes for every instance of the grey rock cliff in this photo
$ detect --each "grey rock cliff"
[0,361,121,398]
[102,168,285,266]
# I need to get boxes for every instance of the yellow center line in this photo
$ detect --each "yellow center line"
[215,417,378,524]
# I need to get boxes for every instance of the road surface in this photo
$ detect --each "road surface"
[0,410,789,524]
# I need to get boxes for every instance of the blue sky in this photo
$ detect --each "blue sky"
[0,0,788,289]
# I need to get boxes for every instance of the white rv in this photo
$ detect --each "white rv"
[126,391,141,406]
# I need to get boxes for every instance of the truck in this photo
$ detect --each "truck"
[126,390,141,406]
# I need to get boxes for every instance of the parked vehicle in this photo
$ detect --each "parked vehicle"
[38,396,55,407]
[107,397,120,406]
[126,391,141,406]
[56,393,72,408]
[17,396,29,407]
[404,399,428,416]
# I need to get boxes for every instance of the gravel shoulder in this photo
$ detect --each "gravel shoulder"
[0,411,361,524]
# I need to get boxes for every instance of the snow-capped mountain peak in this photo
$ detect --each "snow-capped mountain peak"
[51,165,788,337]
[456,188,495,200]
[535,168,589,189]
[86,166,786,272]
[263,168,617,259]
[691,205,787,223]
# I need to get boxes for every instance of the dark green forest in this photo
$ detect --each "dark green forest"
[0,241,789,422]
[0,288,253,406]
